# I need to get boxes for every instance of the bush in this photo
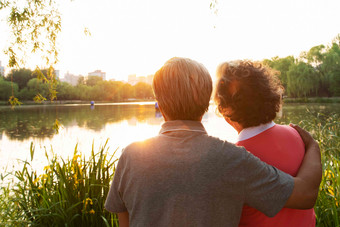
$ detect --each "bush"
[0,77,19,101]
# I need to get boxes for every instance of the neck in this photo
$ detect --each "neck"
[232,122,244,134]
[224,117,243,134]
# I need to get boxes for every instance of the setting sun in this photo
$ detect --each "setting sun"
[1,0,340,81]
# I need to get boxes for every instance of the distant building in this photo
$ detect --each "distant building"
[128,74,154,85]
[146,74,154,84]
[128,74,138,85]
[61,72,81,86]
[88,70,106,81]
[54,70,60,79]
[0,61,5,76]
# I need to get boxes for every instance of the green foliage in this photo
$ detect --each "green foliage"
[57,82,77,100]
[134,82,153,99]
[0,140,119,226]
[33,93,47,103]
[263,34,340,98]
[86,76,103,87]
[0,77,18,100]
[52,119,62,134]
[1,0,61,107]
[121,83,135,100]
[8,95,22,108]
[263,56,295,90]
[299,114,340,227]
[287,62,319,97]
[302,45,326,65]
[1,0,61,68]
[5,68,35,90]
[27,78,49,98]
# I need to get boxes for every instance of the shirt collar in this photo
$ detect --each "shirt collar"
[159,120,207,135]
[237,121,276,142]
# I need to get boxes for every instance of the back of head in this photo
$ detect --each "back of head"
[153,57,212,121]
[214,61,283,128]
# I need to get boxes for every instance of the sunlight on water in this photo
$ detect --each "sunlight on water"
[0,103,237,174]
[1,102,339,174]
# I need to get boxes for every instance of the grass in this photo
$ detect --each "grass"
[0,140,119,226]
[301,113,340,227]
[283,97,340,103]
[0,114,339,226]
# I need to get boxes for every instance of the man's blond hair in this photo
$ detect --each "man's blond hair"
[152,57,212,120]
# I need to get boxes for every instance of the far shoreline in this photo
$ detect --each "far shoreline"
[283,97,340,104]
[0,97,340,106]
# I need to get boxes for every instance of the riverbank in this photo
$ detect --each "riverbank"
[0,114,339,226]
[1,97,340,106]
[283,97,340,103]
[0,99,155,106]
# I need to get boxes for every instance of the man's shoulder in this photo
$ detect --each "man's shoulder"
[203,135,248,159]
[123,136,160,153]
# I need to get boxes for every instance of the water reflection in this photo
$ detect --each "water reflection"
[276,103,340,125]
[0,104,163,141]
[0,103,339,142]
[0,102,338,175]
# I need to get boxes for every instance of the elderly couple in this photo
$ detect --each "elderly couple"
[105,57,321,227]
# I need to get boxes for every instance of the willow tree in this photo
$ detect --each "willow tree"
[287,62,319,98]
[301,36,340,96]
[0,0,61,106]
[263,56,295,92]
[319,37,340,96]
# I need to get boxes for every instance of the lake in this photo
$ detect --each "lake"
[0,102,339,174]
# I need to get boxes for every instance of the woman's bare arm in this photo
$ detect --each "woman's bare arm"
[118,212,129,227]
[285,124,322,209]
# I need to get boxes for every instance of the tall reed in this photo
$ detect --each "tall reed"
[300,113,339,227]
[1,114,339,226]
[1,140,119,226]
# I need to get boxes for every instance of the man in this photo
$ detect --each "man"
[105,57,321,227]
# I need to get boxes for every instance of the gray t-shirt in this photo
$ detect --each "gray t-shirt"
[105,120,294,227]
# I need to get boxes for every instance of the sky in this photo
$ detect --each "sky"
[1,0,340,81]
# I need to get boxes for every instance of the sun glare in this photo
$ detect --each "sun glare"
[1,0,339,81]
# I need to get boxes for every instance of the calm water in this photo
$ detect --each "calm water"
[0,102,339,173]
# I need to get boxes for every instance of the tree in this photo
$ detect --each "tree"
[5,68,34,90]
[319,41,340,96]
[78,76,85,85]
[26,78,50,99]
[121,83,135,100]
[134,82,153,99]
[86,76,103,87]
[1,0,61,68]
[1,0,61,106]
[300,38,340,96]
[263,56,295,91]
[287,62,318,98]
[0,77,18,100]
[301,45,326,66]
[57,82,76,100]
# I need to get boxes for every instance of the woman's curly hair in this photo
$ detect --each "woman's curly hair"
[214,61,284,128]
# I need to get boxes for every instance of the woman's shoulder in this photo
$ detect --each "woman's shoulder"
[273,124,302,137]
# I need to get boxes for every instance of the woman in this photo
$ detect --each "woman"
[214,61,315,227]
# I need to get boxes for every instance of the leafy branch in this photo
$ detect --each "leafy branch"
[1,0,61,106]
